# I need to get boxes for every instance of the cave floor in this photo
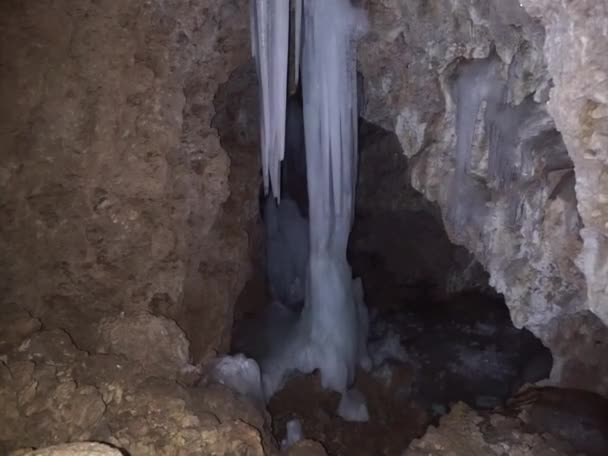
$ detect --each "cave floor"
[380,292,550,414]
[269,369,428,456]
[268,291,552,455]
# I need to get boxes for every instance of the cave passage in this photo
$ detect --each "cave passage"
[219,1,554,453]
[221,78,552,455]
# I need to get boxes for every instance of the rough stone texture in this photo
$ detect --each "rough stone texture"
[0,307,42,354]
[405,386,608,456]
[518,0,608,327]
[358,0,608,393]
[286,440,328,456]
[0,0,258,360]
[11,443,122,456]
[95,312,190,378]
[404,402,579,456]
[211,61,268,325]
[0,323,276,455]
[0,0,269,432]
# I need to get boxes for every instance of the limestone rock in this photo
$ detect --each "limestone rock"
[0,310,41,353]
[96,313,190,378]
[358,0,608,394]
[0,331,107,451]
[0,323,276,456]
[286,440,328,456]
[519,0,608,327]
[404,402,576,456]
[104,378,270,455]
[0,0,258,363]
[11,443,122,456]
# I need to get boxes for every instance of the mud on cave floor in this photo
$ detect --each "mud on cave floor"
[266,290,552,456]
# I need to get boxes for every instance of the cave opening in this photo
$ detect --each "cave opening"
[213,57,552,453]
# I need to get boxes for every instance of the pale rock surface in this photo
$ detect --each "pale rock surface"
[518,0,608,327]
[358,0,608,394]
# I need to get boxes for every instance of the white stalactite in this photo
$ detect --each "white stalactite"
[250,0,290,199]
[249,0,369,399]
[300,0,368,392]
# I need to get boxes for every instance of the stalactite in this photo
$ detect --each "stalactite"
[248,0,369,403]
[250,0,289,198]
[300,0,368,393]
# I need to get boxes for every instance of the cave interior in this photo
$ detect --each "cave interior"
[1,1,608,456]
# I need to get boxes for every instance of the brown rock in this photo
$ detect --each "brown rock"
[0,312,41,353]
[286,440,328,456]
[95,313,190,378]
[404,402,576,456]
[0,0,258,364]
[0,329,277,455]
[11,442,122,456]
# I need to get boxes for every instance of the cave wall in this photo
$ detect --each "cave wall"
[358,0,608,393]
[2,0,606,397]
[520,0,608,327]
[351,121,491,310]
[0,0,258,359]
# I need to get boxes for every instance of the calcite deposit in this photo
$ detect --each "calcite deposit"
[358,0,608,394]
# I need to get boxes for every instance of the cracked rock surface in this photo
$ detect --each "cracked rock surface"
[0,315,276,455]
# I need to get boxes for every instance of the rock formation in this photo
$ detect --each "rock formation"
[1,0,607,453]
[0,1,269,454]
[0,0,259,361]
[358,0,608,394]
